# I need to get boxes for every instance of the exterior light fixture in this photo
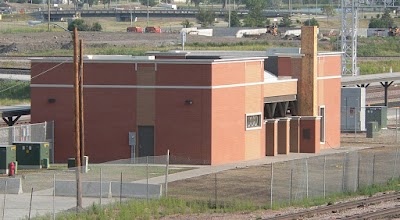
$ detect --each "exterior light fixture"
[48,98,56,103]
[185,100,193,105]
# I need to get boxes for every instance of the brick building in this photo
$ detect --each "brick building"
[30,26,342,165]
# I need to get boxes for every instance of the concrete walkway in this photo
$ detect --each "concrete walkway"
[1,145,372,220]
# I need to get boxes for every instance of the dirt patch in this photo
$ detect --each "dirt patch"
[0,31,304,55]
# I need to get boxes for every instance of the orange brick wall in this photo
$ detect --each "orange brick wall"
[317,55,341,149]
[264,81,297,97]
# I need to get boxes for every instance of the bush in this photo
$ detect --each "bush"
[181,19,194,28]
[303,17,319,27]
[91,22,102,31]
[68,19,102,31]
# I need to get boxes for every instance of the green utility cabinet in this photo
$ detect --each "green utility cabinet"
[0,145,16,174]
[366,121,379,138]
[13,142,50,169]
[365,106,387,129]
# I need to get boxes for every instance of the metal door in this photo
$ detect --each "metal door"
[138,126,154,157]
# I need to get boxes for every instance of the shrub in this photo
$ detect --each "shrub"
[91,22,102,31]
[303,17,319,27]
[181,19,194,28]
[68,19,102,31]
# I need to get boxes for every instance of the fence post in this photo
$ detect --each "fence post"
[396,107,399,143]
[28,188,33,220]
[342,153,346,192]
[372,154,376,185]
[53,174,55,220]
[323,156,326,199]
[164,150,170,198]
[270,163,273,208]
[214,173,217,208]
[2,181,7,220]
[357,154,361,190]
[393,147,399,179]
[289,168,293,205]
[100,167,102,206]
[120,172,123,205]
[146,156,149,202]
[305,158,309,199]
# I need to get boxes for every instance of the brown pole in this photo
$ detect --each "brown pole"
[79,39,85,172]
[73,27,82,209]
[47,0,50,32]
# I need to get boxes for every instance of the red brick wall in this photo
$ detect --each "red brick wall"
[300,118,320,153]
[31,63,137,163]
[31,88,74,163]
[277,57,292,76]
[155,89,212,164]
[157,64,211,86]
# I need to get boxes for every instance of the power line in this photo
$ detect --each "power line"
[0,59,69,94]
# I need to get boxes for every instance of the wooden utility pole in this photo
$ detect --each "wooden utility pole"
[73,27,82,209]
[47,0,50,31]
[79,39,85,172]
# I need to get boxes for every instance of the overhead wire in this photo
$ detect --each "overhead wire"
[0,59,70,94]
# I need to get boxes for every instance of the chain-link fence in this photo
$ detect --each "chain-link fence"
[341,106,400,143]
[0,155,171,220]
[1,117,400,219]
[0,121,54,162]
[168,146,400,209]
[0,147,399,219]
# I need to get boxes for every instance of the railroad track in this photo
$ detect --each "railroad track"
[346,205,400,219]
[266,192,400,220]
[0,68,30,75]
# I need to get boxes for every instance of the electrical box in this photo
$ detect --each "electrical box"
[365,106,387,129]
[0,145,16,174]
[67,158,75,169]
[366,121,379,138]
[341,87,366,132]
[13,142,50,169]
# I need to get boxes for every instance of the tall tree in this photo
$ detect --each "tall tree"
[279,14,292,27]
[196,9,216,27]
[191,0,202,7]
[139,0,158,7]
[242,0,268,27]
[368,9,394,28]
[321,5,336,23]
[225,11,242,27]
[267,0,282,10]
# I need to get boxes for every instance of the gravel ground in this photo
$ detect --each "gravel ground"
[0,31,294,54]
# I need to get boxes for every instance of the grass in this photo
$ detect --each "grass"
[359,60,400,75]
[358,37,400,57]
[30,177,400,220]
[0,60,30,69]
[0,80,30,106]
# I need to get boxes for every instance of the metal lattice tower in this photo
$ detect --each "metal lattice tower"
[341,0,359,76]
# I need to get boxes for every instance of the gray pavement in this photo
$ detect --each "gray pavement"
[0,145,373,219]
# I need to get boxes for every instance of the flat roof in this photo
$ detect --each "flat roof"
[341,72,400,86]
[0,106,30,118]
[30,56,268,64]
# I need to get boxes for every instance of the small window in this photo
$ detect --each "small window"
[303,128,311,140]
[320,106,325,143]
[246,113,262,130]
